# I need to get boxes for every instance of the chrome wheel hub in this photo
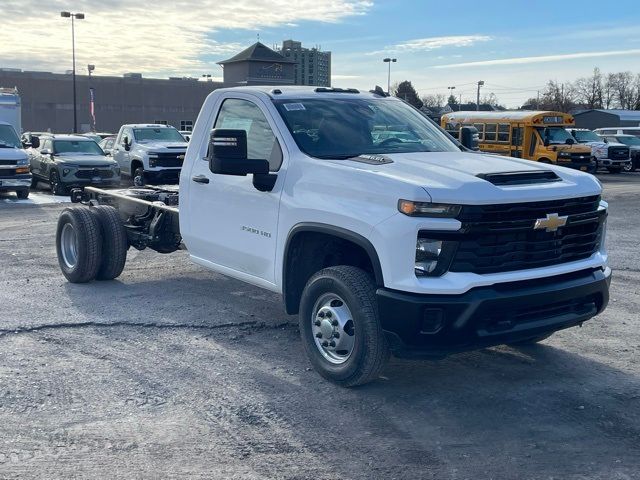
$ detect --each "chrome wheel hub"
[60,223,78,269]
[311,293,355,364]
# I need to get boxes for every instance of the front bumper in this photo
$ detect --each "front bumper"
[598,158,631,167]
[377,267,610,358]
[0,174,31,191]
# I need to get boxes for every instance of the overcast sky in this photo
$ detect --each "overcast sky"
[1,0,639,107]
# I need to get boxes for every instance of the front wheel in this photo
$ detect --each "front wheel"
[50,170,67,196]
[16,189,29,200]
[299,266,389,387]
[133,167,145,187]
[622,162,633,173]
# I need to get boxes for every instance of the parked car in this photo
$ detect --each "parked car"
[567,128,630,173]
[594,127,640,138]
[112,124,188,186]
[0,121,31,199]
[599,134,640,172]
[98,135,116,156]
[28,135,121,195]
[56,86,610,387]
[20,131,52,148]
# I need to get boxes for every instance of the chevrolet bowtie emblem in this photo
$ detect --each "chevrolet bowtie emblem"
[534,213,568,232]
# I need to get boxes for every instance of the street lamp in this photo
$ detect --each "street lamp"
[476,80,485,111]
[60,11,85,133]
[447,86,456,110]
[383,58,397,95]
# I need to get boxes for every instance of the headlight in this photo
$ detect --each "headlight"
[148,154,158,168]
[398,200,461,218]
[558,152,571,158]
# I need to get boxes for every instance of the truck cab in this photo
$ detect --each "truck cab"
[0,121,31,199]
[567,128,630,173]
[112,124,188,186]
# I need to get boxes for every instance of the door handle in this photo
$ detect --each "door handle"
[192,175,210,184]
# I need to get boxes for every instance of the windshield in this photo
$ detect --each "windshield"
[617,136,640,146]
[572,130,601,143]
[274,97,458,159]
[53,140,104,155]
[0,124,21,148]
[133,127,185,142]
[537,127,574,145]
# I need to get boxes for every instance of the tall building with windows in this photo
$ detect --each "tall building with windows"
[276,40,331,87]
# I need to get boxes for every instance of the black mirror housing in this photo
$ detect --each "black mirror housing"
[459,126,479,151]
[31,136,40,149]
[208,129,269,176]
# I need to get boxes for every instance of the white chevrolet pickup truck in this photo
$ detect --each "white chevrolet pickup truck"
[54,86,610,386]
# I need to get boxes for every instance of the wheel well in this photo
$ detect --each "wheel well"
[539,158,552,164]
[283,227,383,315]
[131,159,143,172]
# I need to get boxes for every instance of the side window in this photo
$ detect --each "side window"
[529,132,538,157]
[512,127,523,147]
[120,128,132,145]
[214,98,283,171]
[484,123,497,142]
[473,123,485,141]
[41,139,50,152]
[498,123,510,143]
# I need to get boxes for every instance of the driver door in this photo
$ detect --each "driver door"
[112,127,132,174]
[183,95,287,287]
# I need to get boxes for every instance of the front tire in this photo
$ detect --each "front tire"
[622,162,633,173]
[299,266,389,387]
[56,208,103,283]
[50,170,67,196]
[92,205,128,280]
[133,167,145,187]
[16,189,29,199]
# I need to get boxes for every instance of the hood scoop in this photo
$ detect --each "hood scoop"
[477,170,561,186]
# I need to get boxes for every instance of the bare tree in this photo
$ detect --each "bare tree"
[610,72,635,109]
[603,73,616,109]
[573,67,603,109]
[421,93,446,109]
[480,92,502,108]
[539,80,576,112]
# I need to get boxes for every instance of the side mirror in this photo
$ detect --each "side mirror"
[543,138,550,147]
[603,138,609,143]
[208,129,269,176]
[123,136,132,151]
[565,138,575,145]
[31,137,40,149]
[40,148,52,155]
[459,126,479,151]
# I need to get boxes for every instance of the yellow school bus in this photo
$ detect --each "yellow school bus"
[441,111,594,171]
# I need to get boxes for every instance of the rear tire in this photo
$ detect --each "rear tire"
[92,205,128,280]
[299,266,389,387]
[56,207,103,283]
[16,189,29,199]
[509,333,553,346]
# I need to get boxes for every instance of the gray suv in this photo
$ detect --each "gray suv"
[29,135,121,195]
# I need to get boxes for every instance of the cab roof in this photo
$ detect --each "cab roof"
[51,135,95,141]
[213,85,384,100]
[122,124,177,128]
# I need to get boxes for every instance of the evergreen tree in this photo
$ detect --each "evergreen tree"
[394,81,423,109]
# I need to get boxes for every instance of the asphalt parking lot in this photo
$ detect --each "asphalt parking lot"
[0,173,639,479]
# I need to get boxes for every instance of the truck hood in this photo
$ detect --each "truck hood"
[136,141,187,151]
[581,140,626,148]
[0,147,28,161]
[341,152,602,204]
[55,154,117,166]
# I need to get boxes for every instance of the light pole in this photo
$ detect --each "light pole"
[476,80,484,111]
[447,86,456,110]
[383,58,397,95]
[87,64,95,132]
[61,11,85,133]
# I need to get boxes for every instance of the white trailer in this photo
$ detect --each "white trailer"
[0,87,21,134]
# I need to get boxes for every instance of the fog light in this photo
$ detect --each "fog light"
[415,238,442,276]
[421,308,444,334]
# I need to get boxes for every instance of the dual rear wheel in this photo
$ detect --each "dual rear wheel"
[56,205,128,283]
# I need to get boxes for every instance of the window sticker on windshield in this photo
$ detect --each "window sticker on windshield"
[283,103,306,111]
